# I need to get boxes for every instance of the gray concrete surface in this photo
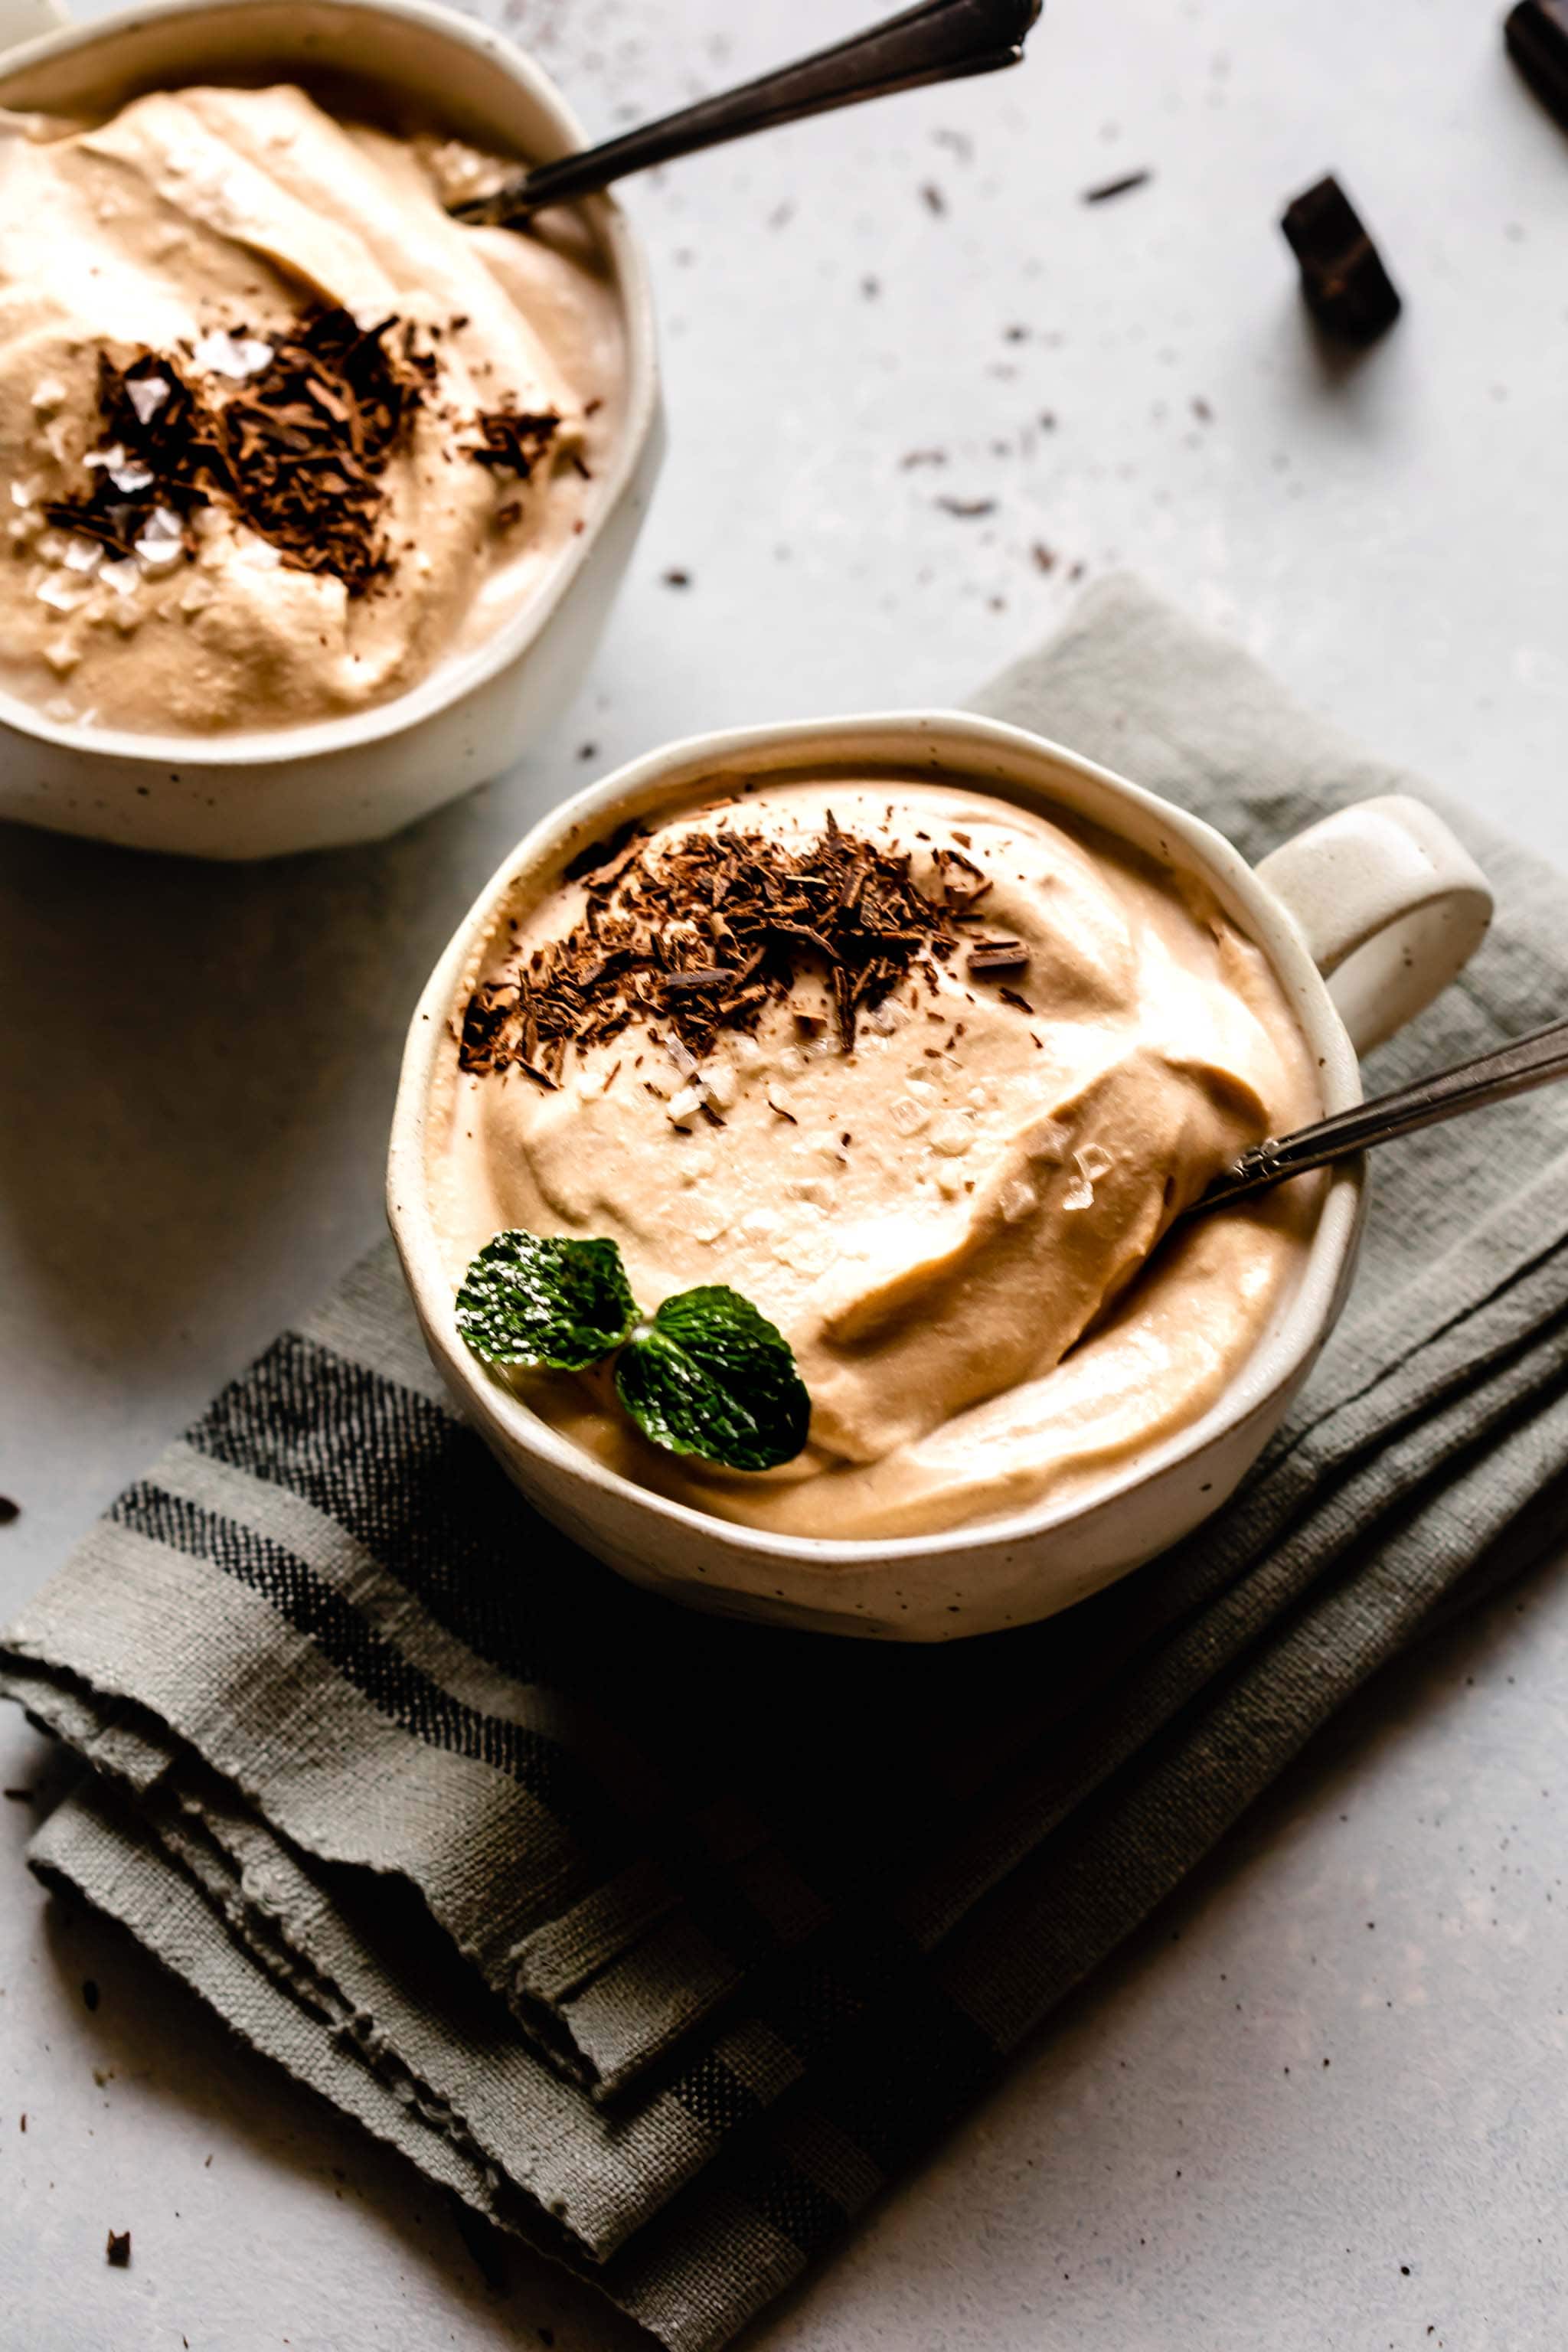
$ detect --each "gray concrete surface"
[4,0,1567,2344]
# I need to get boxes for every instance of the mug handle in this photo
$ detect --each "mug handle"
[1256,794,1492,1056]
[0,0,67,51]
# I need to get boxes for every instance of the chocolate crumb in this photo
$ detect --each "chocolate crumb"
[106,2229,130,2267]
[662,567,692,588]
[968,938,1031,976]
[920,182,947,215]
[1083,169,1152,204]
[468,407,560,478]
[0,1497,17,1524]
[936,495,996,518]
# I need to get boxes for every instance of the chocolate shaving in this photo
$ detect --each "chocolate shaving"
[43,311,439,593]
[966,937,1031,976]
[468,408,561,478]
[459,812,1011,1083]
[661,966,734,992]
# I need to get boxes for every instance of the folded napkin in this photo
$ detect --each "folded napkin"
[8,577,1568,2352]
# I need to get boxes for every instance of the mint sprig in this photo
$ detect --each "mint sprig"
[613,1286,812,1472]
[455,1232,638,1371]
[455,1233,810,1472]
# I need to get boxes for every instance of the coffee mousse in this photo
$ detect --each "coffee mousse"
[427,776,1323,1541]
[0,82,622,731]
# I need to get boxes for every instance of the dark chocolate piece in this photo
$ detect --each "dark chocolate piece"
[1506,0,1568,124]
[1280,175,1402,343]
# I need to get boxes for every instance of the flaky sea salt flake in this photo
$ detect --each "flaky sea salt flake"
[126,374,172,426]
[192,328,274,381]
[929,1111,974,1158]
[36,573,90,612]
[1000,1178,1039,1223]
[134,506,185,573]
[109,459,156,495]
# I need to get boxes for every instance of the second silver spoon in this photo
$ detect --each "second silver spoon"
[452,0,1044,227]
[1190,1016,1568,1217]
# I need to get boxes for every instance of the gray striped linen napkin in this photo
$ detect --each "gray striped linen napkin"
[8,575,1568,2351]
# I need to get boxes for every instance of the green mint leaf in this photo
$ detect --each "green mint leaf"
[456,1232,638,1371]
[614,1285,811,1472]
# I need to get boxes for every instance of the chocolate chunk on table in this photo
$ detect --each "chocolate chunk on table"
[1280,175,1402,343]
[1505,0,1568,126]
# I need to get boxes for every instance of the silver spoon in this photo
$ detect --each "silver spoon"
[1189,1016,1568,1217]
[451,0,1044,228]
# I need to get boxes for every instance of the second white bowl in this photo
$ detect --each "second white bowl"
[0,0,664,858]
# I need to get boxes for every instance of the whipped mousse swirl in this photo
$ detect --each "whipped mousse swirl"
[429,778,1322,1541]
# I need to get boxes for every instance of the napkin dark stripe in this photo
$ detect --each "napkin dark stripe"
[192,1331,577,1687]
[111,1480,613,1826]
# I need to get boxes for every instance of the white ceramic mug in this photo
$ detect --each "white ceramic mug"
[0,0,662,859]
[387,710,1493,1642]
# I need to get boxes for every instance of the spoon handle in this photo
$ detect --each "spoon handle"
[1190,1015,1568,1216]
[453,0,1044,225]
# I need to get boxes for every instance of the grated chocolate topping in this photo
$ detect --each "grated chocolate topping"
[459,809,1025,1089]
[41,312,553,596]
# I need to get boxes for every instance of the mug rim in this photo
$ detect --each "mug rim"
[387,707,1368,1568]
[0,0,661,768]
